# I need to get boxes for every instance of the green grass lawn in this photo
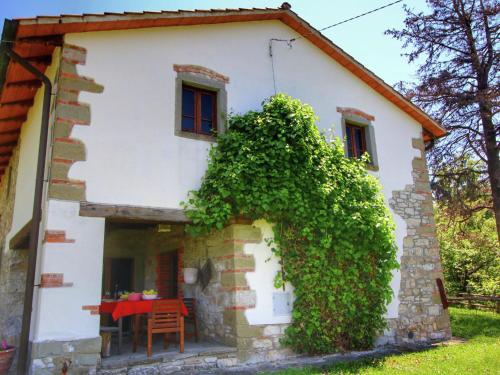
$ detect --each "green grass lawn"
[270,307,500,375]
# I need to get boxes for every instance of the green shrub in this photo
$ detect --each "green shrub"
[183,94,398,353]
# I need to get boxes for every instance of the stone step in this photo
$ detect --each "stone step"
[97,347,238,375]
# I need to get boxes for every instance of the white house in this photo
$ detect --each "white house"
[0,5,451,374]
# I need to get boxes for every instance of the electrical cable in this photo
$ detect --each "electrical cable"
[268,0,404,93]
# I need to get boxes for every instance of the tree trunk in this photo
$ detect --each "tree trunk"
[480,101,500,243]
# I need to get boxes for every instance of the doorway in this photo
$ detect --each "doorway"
[103,257,135,297]
[156,251,179,298]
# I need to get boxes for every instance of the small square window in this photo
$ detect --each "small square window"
[345,123,367,159]
[181,85,217,136]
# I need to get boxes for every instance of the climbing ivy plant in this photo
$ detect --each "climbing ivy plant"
[182,94,398,354]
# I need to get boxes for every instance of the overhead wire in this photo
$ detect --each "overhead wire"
[269,0,404,94]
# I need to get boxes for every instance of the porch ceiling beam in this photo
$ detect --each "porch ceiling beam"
[79,201,191,223]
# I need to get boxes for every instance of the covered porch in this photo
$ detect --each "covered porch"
[81,201,263,366]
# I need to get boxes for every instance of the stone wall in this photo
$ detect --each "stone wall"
[389,137,452,344]
[30,338,101,375]
[0,143,28,374]
[183,221,295,362]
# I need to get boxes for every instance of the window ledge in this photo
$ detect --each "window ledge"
[365,163,379,172]
[174,129,217,143]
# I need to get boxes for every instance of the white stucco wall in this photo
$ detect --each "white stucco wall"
[33,199,105,341]
[37,20,427,335]
[244,220,294,325]
[7,49,60,238]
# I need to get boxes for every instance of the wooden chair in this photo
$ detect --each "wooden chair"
[147,299,184,357]
[100,315,123,354]
[183,298,199,342]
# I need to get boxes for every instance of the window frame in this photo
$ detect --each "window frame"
[345,122,367,159]
[174,71,227,142]
[340,113,379,171]
[181,84,217,136]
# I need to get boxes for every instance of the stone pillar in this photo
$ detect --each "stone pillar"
[389,138,452,344]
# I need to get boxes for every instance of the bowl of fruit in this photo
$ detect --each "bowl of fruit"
[142,289,158,300]
[120,291,130,300]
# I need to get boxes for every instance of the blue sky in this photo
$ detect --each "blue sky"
[0,0,427,86]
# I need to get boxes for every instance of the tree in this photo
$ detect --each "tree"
[387,0,499,241]
[436,208,499,296]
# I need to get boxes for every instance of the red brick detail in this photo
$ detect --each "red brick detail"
[55,117,77,126]
[227,216,253,225]
[336,107,375,122]
[82,305,100,315]
[54,137,82,144]
[61,44,87,64]
[221,268,255,273]
[225,305,255,311]
[173,64,229,84]
[44,230,75,244]
[223,239,260,244]
[40,273,64,288]
[50,179,86,187]
[52,158,75,165]
[177,246,184,299]
[214,254,253,260]
[221,286,250,292]
[82,305,99,311]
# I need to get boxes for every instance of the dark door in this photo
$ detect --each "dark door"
[102,257,134,297]
[156,251,178,298]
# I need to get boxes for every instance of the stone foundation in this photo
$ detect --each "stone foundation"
[97,345,237,374]
[389,138,452,344]
[30,337,101,374]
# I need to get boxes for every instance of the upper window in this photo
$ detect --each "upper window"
[174,65,228,142]
[181,85,217,136]
[345,123,367,159]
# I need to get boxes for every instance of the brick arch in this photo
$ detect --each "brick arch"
[173,64,229,84]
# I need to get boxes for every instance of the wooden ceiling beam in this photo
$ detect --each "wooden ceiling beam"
[0,143,18,154]
[0,115,27,123]
[0,131,21,144]
[0,99,34,107]
[24,55,52,65]
[15,35,64,46]
[6,79,42,89]
[0,122,22,134]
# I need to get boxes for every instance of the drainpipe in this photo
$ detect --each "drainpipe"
[4,47,53,375]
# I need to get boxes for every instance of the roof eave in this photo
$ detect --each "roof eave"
[0,19,18,98]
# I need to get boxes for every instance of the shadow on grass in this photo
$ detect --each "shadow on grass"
[265,356,394,375]
[267,308,500,375]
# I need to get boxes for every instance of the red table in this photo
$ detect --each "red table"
[100,299,189,353]
[100,299,188,321]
